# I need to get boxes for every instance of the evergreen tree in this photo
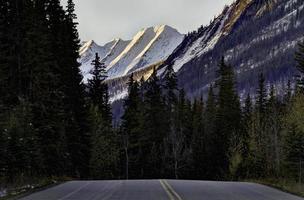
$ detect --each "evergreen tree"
[164,65,178,113]
[121,74,142,179]
[88,53,117,179]
[284,80,292,104]
[203,85,217,179]
[191,97,205,179]
[265,86,282,176]
[60,0,91,178]
[284,93,304,184]
[256,73,268,117]
[295,41,304,91]
[88,53,108,110]
[252,73,268,177]
[213,57,241,180]
[23,0,69,176]
[166,89,191,179]
[141,68,169,178]
[238,94,252,178]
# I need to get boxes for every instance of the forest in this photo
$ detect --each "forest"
[0,0,303,195]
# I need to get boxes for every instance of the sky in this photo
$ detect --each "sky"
[62,0,234,44]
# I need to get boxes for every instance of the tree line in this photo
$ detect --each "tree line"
[118,55,303,182]
[0,0,303,186]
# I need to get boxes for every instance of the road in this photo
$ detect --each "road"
[19,180,304,200]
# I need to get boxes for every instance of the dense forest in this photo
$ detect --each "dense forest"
[0,0,303,192]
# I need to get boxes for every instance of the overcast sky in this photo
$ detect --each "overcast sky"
[62,0,234,44]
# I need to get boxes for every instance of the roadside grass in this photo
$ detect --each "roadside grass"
[247,178,304,197]
[0,176,71,200]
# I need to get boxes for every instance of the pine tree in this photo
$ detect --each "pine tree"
[284,93,304,184]
[141,68,169,178]
[163,65,181,178]
[88,53,107,108]
[191,97,205,179]
[265,86,283,176]
[164,64,178,113]
[59,0,91,178]
[88,53,117,179]
[238,94,252,178]
[121,74,142,179]
[256,73,268,116]
[203,85,217,179]
[213,57,241,180]
[252,73,268,176]
[295,41,304,91]
[23,0,69,176]
[284,80,292,104]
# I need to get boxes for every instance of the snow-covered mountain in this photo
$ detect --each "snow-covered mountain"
[80,0,304,120]
[79,25,184,82]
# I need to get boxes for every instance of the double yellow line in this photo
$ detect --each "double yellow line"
[159,180,183,200]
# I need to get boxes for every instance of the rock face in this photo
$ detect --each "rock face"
[163,0,303,99]
[79,25,184,82]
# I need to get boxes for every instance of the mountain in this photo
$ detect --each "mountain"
[161,0,303,99]
[79,25,184,82]
[79,0,304,121]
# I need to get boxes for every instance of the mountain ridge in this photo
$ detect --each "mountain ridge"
[79,25,184,82]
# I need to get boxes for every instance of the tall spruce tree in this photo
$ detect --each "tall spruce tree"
[121,74,142,179]
[59,0,91,178]
[238,94,252,178]
[253,73,268,176]
[142,68,169,178]
[88,53,117,179]
[213,57,241,180]
[295,41,304,91]
[203,85,217,179]
[191,97,205,179]
[284,93,304,184]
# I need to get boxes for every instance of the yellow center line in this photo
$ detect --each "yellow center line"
[160,180,183,200]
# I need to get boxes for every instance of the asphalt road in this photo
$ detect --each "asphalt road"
[19,180,304,200]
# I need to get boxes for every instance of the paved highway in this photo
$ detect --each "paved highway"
[19,180,304,200]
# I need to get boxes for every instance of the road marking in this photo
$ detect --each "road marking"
[160,180,183,200]
[58,182,91,200]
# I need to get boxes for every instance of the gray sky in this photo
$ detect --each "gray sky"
[62,0,234,44]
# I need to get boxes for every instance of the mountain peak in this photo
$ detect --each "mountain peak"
[79,40,97,56]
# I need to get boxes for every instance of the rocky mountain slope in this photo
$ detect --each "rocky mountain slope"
[162,0,303,99]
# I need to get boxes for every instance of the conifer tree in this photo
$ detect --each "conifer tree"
[266,86,283,176]
[295,41,304,91]
[121,74,142,179]
[238,94,252,178]
[88,53,117,179]
[213,57,241,180]
[23,0,68,176]
[284,93,304,184]
[191,97,205,179]
[141,69,169,178]
[164,65,178,113]
[202,85,217,179]
[59,0,91,177]
[252,73,268,176]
